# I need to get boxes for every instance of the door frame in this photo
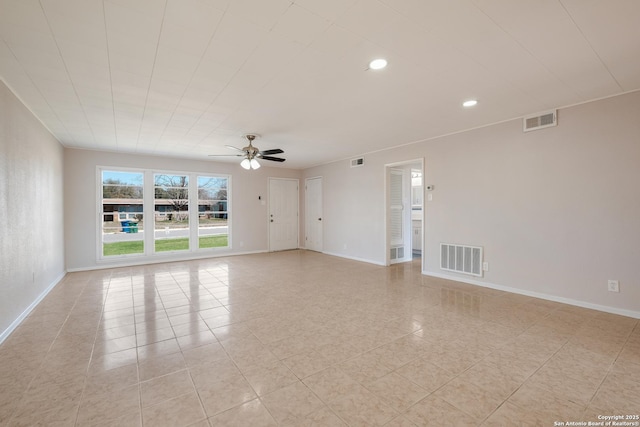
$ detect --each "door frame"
[384,158,424,268]
[268,177,300,252]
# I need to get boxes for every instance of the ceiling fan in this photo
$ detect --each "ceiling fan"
[209,134,285,170]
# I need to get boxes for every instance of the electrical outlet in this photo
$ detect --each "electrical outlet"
[482,262,489,272]
[607,280,619,293]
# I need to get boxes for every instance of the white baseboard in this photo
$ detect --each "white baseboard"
[423,270,640,320]
[66,250,269,272]
[322,251,387,266]
[0,271,67,344]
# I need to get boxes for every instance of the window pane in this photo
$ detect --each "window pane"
[101,171,144,256]
[154,174,189,252]
[198,176,228,248]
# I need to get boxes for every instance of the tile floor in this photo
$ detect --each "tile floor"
[0,250,639,426]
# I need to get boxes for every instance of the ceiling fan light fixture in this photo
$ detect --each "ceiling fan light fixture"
[212,133,284,168]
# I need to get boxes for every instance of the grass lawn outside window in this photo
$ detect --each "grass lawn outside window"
[103,235,228,256]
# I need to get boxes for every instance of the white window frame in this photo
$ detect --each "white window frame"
[97,167,146,260]
[197,175,230,251]
[97,166,231,261]
[153,172,192,254]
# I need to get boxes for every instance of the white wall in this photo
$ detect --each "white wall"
[304,91,640,316]
[0,80,66,340]
[304,159,387,263]
[64,148,302,270]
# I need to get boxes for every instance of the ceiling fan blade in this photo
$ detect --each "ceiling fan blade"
[260,156,286,162]
[259,148,284,155]
[208,154,244,157]
[225,145,245,153]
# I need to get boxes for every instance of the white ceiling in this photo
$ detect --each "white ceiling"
[1,0,639,169]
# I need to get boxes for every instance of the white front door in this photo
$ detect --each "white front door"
[305,177,323,252]
[269,178,299,251]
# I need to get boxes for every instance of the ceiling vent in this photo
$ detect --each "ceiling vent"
[523,110,557,132]
[350,157,365,168]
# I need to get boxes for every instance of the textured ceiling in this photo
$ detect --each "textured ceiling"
[1,0,639,169]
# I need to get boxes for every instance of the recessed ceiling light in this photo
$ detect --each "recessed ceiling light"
[369,58,388,70]
[463,99,478,107]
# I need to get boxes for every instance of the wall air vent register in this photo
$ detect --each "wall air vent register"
[440,243,483,277]
[523,110,557,132]
[350,157,365,167]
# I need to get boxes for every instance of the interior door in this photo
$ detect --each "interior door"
[305,177,323,252]
[388,168,409,264]
[269,178,299,251]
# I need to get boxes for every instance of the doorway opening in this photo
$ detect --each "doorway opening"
[411,168,423,259]
[385,159,424,268]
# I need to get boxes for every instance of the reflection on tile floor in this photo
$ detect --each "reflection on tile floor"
[1,250,639,426]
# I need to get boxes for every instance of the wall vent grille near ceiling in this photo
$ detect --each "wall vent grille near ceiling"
[523,110,557,132]
[440,243,483,277]
[351,157,365,167]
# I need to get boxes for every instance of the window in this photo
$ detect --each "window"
[198,176,228,248]
[154,174,189,252]
[98,168,230,259]
[101,170,144,257]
